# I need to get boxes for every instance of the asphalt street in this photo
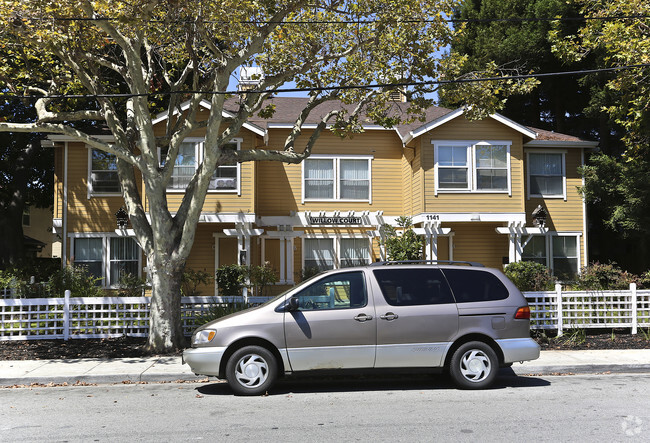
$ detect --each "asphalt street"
[1,372,649,442]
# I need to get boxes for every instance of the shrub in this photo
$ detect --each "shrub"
[297,267,321,282]
[215,264,247,297]
[47,266,104,297]
[181,268,213,296]
[504,261,554,292]
[194,300,250,327]
[247,262,278,297]
[117,273,149,297]
[575,262,637,290]
[380,216,422,261]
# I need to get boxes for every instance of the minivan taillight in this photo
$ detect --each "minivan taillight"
[515,306,531,319]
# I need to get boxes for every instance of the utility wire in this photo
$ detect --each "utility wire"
[13,14,650,25]
[2,63,648,100]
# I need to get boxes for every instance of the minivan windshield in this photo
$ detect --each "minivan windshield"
[264,270,326,308]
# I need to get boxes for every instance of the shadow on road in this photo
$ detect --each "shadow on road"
[196,368,550,396]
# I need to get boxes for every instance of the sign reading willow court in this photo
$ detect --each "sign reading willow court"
[307,216,363,225]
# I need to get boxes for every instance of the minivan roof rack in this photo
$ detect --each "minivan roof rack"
[369,260,484,267]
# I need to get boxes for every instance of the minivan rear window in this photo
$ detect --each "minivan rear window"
[442,269,509,303]
[372,268,455,306]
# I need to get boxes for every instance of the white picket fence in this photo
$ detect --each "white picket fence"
[1,285,649,341]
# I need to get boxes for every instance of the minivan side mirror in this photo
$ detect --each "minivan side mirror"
[288,296,300,311]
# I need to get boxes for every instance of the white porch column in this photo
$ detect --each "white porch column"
[279,237,286,284]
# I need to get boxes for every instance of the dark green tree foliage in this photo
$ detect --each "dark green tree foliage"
[380,216,422,261]
[0,99,51,268]
[441,0,613,143]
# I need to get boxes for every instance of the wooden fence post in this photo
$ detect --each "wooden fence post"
[556,283,563,337]
[63,290,71,341]
[631,283,637,335]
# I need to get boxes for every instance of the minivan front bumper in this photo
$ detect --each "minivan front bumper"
[182,346,227,377]
[495,338,541,363]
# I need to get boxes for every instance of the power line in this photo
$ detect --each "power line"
[2,64,648,100]
[13,14,650,25]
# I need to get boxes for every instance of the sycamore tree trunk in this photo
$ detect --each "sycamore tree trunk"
[147,253,186,352]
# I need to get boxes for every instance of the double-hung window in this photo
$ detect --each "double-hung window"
[73,235,141,287]
[303,237,370,271]
[161,138,241,193]
[433,141,511,194]
[303,156,371,202]
[522,234,579,280]
[527,152,565,199]
[89,149,120,194]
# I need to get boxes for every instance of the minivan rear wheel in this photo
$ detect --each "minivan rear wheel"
[225,346,277,396]
[449,341,498,389]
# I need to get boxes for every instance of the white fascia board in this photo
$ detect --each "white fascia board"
[489,113,538,139]
[152,99,267,138]
[403,108,538,146]
[197,212,257,224]
[402,108,465,145]
[48,134,115,142]
[524,139,599,149]
[412,212,527,224]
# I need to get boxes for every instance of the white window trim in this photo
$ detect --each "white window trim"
[88,148,121,199]
[301,234,372,270]
[432,140,512,196]
[526,149,567,201]
[521,231,581,276]
[301,154,373,204]
[69,232,142,289]
[160,138,202,194]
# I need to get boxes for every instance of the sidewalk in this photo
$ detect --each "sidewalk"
[1,350,650,386]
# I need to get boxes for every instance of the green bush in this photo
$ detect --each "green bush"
[504,261,555,292]
[215,264,247,297]
[575,262,637,290]
[47,266,105,298]
[117,273,149,297]
[181,268,213,296]
[193,300,251,327]
[380,216,422,261]
[247,262,278,297]
[297,267,321,282]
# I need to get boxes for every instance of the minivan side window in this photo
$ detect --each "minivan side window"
[442,269,509,303]
[372,268,455,306]
[292,271,367,311]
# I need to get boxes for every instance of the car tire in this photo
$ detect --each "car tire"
[225,346,277,396]
[449,341,498,390]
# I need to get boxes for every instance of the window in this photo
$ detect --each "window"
[521,234,579,280]
[437,146,469,189]
[161,139,241,192]
[303,237,371,271]
[475,144,507,190]
[340,238,370,267]
[303,238,335,271]
[553,236,578,280]
[90,149,120,194]
[292,271,367,311]
[74,238,103,281]
[522,235,547,266]
[73,235,140,287]
[373,268,455,306]
[528,152,565,198]
[109,237,139,285]
[433,141,511,193]
[443,269,509,303]
[303,156,371,201]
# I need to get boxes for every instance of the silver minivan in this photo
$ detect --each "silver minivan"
[183,262,540,395]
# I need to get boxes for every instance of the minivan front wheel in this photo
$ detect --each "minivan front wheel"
[225,346,277,396]
[449,341,498,389]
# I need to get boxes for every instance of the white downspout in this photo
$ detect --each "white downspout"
[62,142,69,268]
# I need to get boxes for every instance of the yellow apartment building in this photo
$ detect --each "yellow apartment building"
[49,98,597,296]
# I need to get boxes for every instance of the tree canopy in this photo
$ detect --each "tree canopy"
[0,0,536,352]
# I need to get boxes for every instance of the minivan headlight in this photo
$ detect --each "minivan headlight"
[192,329,217,345]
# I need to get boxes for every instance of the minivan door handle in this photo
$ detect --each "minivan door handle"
[380,312,399,321]
[354,313,373,322]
